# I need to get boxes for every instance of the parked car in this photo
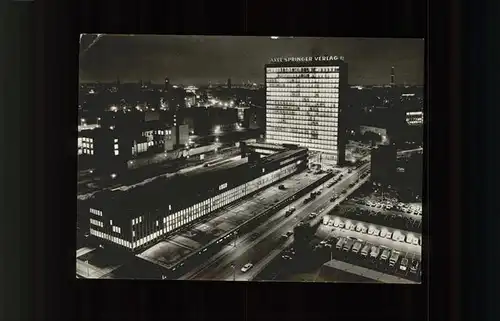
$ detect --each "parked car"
[370,246,380,258]
[389,251,401,267]
[399,257,409,271]
[352,241,363,253]
[380,249,390,261]
[336,237,346,250]
[343,239,354,251]
[361,244,371,256]
[410,259,420,273]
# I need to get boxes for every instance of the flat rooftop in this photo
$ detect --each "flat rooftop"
[76,248,129,279]
[322,259,418,284]
[92,155,247,212]
[138,170,325,270]
[92,148,307,215]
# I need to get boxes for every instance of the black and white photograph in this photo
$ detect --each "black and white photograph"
[76,35,424,283]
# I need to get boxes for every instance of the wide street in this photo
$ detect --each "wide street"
[183,162,371,281]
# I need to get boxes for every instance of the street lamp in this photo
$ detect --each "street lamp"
[231,263,236,281]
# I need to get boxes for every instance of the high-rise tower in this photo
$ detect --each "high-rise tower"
[265,55,348,165]
[390,66,395,86]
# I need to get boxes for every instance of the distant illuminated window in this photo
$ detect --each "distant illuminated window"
[114,150,119,156]
[114,138,118,143]
[114,144,119,150]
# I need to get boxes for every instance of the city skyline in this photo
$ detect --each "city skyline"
[79,35,424,86]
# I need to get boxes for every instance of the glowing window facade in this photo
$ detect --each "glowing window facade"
[265,63,347,165]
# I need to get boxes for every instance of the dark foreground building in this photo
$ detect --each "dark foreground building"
[86,146,308,251]
[370,145,397,186]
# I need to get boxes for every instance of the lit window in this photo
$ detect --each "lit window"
[90,150,94,155]
[114,150,119,156]
[114,138,118,143]
[110,220,113,225]
[114,144,119,150]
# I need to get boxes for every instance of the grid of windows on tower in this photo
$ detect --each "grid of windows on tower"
[78,137,94,155]
[265,66,342,157]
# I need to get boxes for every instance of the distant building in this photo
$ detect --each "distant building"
[236,106,248,123]
[390,66,395,86]
[78,127,133,174]
[164,77,171,92]
[78,113,174,172]
[243,108,264,130]
[265,55,348,165]
[394,153,423,201]
[185,93,196,108]
[227,78,232,89]
[406,110,424,126]
[85,146,309,251]
[177,124,189,148]
[370,145,397,186]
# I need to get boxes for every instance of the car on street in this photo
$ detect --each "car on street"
[281,231,293,239]
[241,263,253,273]
[281,254,293,260]
[278,184,286,190]
[309,212,317,219]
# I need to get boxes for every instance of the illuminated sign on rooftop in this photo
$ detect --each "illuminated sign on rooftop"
[270,55,344,64]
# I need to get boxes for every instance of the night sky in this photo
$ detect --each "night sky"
[79,35,424,86]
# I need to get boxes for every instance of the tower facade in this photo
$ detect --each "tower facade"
[265,55,348,165]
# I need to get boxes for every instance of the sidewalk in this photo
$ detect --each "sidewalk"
[323,259,418,284]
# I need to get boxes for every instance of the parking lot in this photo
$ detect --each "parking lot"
[312,226,421,283]
[316,222,421,253]
[330,203,422,234]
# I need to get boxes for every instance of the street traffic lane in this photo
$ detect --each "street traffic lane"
[190,166,369,280]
